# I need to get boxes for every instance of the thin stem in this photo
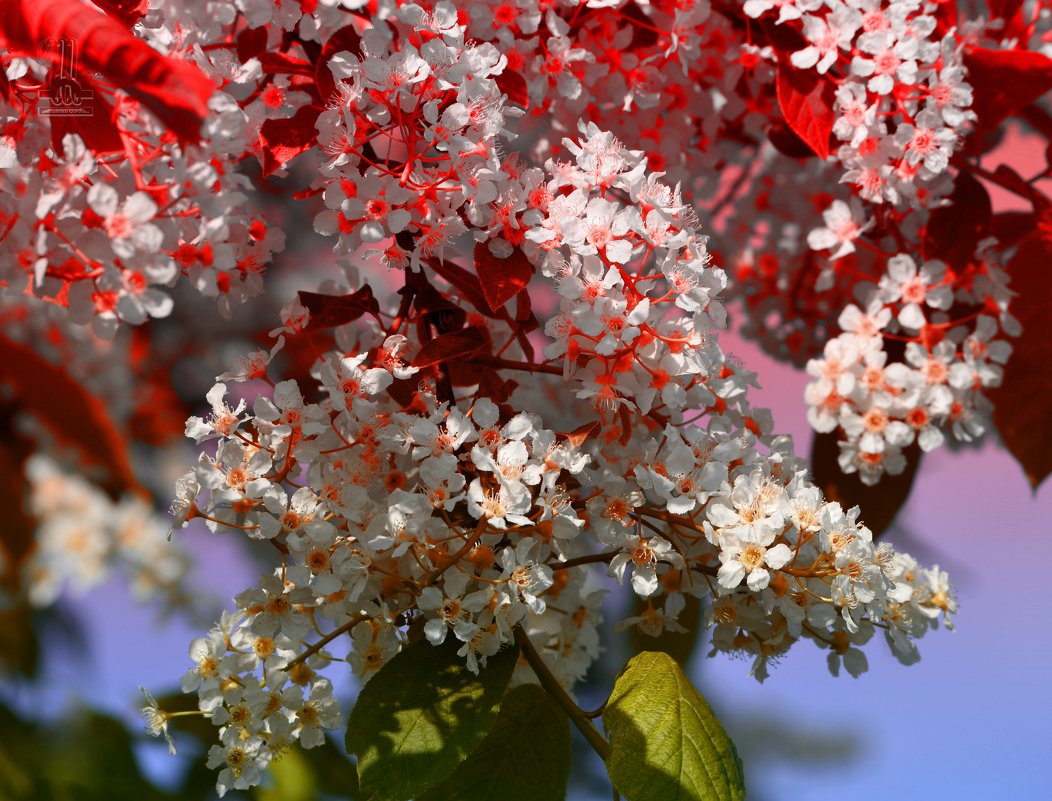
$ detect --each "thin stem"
[286,612,367,669]
[513,624,611,761]
[549,550,619,571]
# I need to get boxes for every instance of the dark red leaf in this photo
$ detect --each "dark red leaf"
[989,0,1024,21]
[128,380,186,445]
[258,103,321,177]
[964,46,1052,131]
[427,256,497,318]
[560,420,599,448]
[0,606,40,677]
[87,0,148,26]
[495,69,529,109]
[989,228,1052,490]
[923,169,991,269]
[775,59,836,160]
[620,1,659,49]
[0,0,215,143]
[405,268,469,332]
[259,51,314,76]
[237,26,269,63]
[48,79,123,153]
[448,361,512,398]
[766,118,818,160]
[475,367,516,402]
[0,334,143,500]
[474,242,534,312]
[299,286,380,329]
[0,411,35,594]
[988,0,1025,29]
[991,211,1037,248]
[412,326,487,368]
[810,431,922,536]
[930,0,958,35]
[316,24,362,104]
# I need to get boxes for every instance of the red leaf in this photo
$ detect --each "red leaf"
[0,411,35,594]
[775,59,835,160]
[48,79,123,153]
[989,0,1024,22]
[258,104,321,177]
[412,326,487,368]
[474,242,534,312]
[473,367,515,402]
[991,211,1037,248]
[766,118,818,160]
[259,51,314,76]
[87,0,148,26]
[299,286,380,329]
[810,431,922,536]
[237,26,269,63]
[930,0,957,35]
[427,256,497,318]
[0,334,143,499]
[560,420,599,448]
[316,24,362,104]
[620,1,660,49]
[0,0,214,142]
[495,69,529,109]
[989,229,1052,489]
[923,169,991,269]
[964,46,1052,131]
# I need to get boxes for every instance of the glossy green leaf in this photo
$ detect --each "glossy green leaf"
[603,652,745,801]
[419,683,571,801]
[345,638,519,801]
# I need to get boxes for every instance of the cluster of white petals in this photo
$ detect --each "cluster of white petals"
[173,124,957,795]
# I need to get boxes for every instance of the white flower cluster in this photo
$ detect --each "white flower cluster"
[21,456,192,609]
[172,124,957,795]
[309,2,523,268]
[0,103,279,336]
[746,0,976,209]
[805,249,1018,483]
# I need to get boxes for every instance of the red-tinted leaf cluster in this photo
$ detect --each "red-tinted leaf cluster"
[923,170,992,270]
[259,104,323,177]
[989,221,1052,490]
[775,61,836,161]
[810,431,922,536]
[0,334,143,500]
[965,46,1052,131]
[299,286,380,330]
[474,243,535,313]
[0,0,214,143]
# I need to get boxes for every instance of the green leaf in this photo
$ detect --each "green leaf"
[603,652,745,801]
[255,748,316,801]
[345,638,519,801]
[419,684,571,801]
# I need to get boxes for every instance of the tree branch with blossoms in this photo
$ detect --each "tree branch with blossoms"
[0,1,1048,800]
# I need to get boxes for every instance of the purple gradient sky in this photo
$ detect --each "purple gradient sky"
[705,328,1052,799]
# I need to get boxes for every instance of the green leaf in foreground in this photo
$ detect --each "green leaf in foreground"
[603,651,745,801]
[420,683,571,801]
[345,638,519,801]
